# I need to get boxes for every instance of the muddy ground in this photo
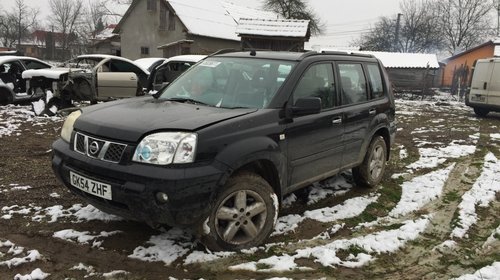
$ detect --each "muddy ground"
[0,97,499,280]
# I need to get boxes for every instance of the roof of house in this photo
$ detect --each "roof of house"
[360,51,440,69]
[442,40,500,62]
[236,18,309,38]
[115,0,279,41]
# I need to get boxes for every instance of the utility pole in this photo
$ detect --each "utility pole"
[394,13,403,52]
[497,0,500,36]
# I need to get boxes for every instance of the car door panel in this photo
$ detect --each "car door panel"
[97,72,138,98]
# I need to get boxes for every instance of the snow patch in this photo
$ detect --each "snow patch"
[450,262,500,280]
[13,268,50,280]
[451,153,500,239]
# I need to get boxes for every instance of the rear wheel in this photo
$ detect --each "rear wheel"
[353,136,387,188]
[197,172,278,251]
[473,107,489,117]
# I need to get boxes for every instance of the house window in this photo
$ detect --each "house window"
[159,2,167,30]
[168,10,175,31]
[147,0,156,11]
[141,47,150,55]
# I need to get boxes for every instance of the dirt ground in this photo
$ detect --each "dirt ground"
[0,97,499,280]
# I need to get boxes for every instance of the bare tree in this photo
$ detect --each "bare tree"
[357,0,442,53]
[49,0,85,53]
[435,0,495,55]
[263,0,324,35]
[0,0,38,49]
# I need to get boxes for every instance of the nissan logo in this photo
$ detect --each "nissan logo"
[89,141,100,155]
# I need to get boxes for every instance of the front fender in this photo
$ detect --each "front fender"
[214,136,286,192]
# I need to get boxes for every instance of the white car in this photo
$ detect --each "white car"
[148,55,206,92]
[134,57,167,73]
[0,56,52,105]
[466,57,500,117]
[23,54,149,115]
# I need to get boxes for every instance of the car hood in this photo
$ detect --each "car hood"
[75,97,257,142]
[22,67,87,79]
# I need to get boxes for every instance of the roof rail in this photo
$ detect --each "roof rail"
[209,48,239,56]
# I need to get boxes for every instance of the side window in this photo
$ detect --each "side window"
[338,63,368,105]
[367,64,384,99]
[293,63,335,109]
[23,60,50,70]
[147,0,156,11]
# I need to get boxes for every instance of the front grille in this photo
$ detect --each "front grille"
[74,132,127,163]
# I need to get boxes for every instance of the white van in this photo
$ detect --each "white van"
[466,58,500,117]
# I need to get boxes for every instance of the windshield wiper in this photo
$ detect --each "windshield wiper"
[164,97,211,106]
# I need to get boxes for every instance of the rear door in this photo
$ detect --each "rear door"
[337,62,374,167]
[487,60,500,106]
[469,60,493,104]
[97,72,138,98]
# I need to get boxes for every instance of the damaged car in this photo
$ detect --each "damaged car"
[0,56,52,105]
[147,54,206,92]
[22,54,149,115]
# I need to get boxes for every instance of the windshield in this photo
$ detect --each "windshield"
[158,57,296,109]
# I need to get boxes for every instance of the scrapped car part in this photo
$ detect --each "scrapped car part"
[147,55,206,93]
[51,50,396,250]
[22,54,149,116]
[0,56,52,105]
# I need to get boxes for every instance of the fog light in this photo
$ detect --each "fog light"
[156,192,169,203]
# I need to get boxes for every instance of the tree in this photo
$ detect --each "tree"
[263,0,324,35]
[435,0,495,55]
[357,0,442,53]
[49,0,85,54]
[0,0,38,49]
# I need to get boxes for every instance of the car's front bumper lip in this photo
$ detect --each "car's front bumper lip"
[51,138,226,227]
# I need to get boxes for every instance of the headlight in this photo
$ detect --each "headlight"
[61,110,81,142]
[132,132,197,165]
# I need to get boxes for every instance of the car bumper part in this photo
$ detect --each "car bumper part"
[51,138,226,228]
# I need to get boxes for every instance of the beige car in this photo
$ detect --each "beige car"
[22,54,149,115]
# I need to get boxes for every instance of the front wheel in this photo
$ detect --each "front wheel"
[353,136,387,188]
[473,107,489,117]
[197,172,278,251]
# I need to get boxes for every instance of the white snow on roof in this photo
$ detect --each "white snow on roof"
[236,18,309,37]
[169,0,279,42]
[169,0,240,41]
[360,51,440,69]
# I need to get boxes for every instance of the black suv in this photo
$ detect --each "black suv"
[52,50,396,251]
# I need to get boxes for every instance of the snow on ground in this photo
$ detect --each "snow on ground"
[13,268,50,280]
[0,240,42,268]
[450,262,500,280]
[0,104,60,137]
[1,204,122,223]
[406,143,475,170]
[389,164,454,217]
[451,153,500,239]
[53,229,121,248]
[230,217,431,271]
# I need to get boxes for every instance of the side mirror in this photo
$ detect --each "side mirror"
[292,97,322,116]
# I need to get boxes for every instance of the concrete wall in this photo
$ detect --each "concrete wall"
[120,0,241,60]
[120,0,186,59]
[442,44,494,87]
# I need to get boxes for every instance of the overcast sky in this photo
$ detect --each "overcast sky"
[2,0,405,46]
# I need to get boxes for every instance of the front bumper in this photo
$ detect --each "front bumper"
[51,138,226,228]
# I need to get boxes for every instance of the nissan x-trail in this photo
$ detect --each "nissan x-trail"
[52,50,396,251]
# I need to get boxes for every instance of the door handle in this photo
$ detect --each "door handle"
[483,82,487,90]
[369,109,376,115]
[332,117,342,124]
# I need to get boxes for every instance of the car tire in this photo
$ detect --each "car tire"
[197,172,278,251]
[352,136,387,188]
[473,107,489,117]
[0,88,13,105]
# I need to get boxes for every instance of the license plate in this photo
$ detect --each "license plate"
[471,95,486,102]
[70,171,112,200]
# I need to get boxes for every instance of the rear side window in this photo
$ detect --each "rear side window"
[23,59,50,70]
[338,63,368,105]
[366,64,384,98]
